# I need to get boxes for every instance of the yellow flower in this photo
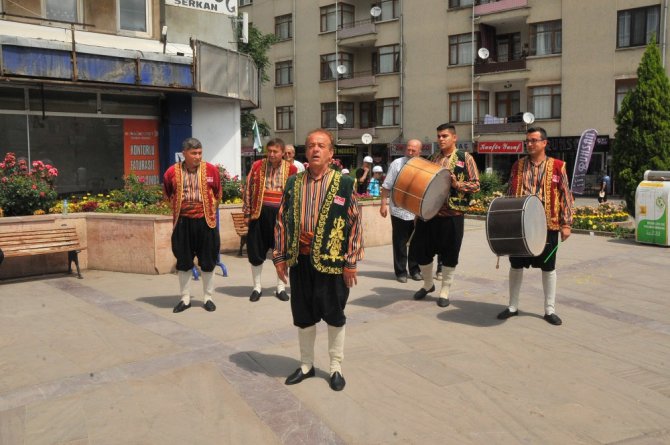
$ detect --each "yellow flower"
[592,224,597,229]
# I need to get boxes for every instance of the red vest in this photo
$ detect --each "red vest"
[163,162,221,229]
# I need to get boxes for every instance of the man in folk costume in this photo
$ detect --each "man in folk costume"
[163,137,221,313]
[497,127,574,326]
[410,123,480,307]
[243,138,298,302]
[273,129,363,391]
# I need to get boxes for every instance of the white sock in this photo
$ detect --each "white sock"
[178,270,192,305]
[251,264,263,292]
[440,267,456,299]
[276,274,286,293]
[420,262,434,291]
[328,325,346,375]
[542,270,557,315]
[508,268,523,312]
[202,271,214,303]
[298,325,316,374]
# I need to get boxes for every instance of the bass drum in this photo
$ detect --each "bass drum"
[486,195,547,257]
[391,157,451,220]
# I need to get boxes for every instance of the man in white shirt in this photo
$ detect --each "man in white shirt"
[284,144,305,172]
[379,139,423,283]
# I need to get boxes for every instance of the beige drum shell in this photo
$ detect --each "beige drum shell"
[391,157,451,220]
[486,195,547,257]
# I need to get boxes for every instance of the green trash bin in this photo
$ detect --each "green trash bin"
[635,170,670,246]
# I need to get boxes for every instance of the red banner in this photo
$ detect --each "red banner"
[123,119,160,185]
[477,141,524,154]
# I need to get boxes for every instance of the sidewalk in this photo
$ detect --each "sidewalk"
[1,218,669,444]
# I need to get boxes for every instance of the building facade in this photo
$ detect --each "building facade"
[241,0,670,190]
[0,0,256,194]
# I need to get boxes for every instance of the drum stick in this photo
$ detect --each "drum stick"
[543,243,560,263]
[406,226,416,247]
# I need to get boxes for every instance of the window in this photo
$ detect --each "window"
[377,98,400,126]
[320,53,353,81]
[449,33,477,66]
[615,79,637,114]
[496,33,522,62]
[617,6,660,48]
[496,91,520,118]
[530,21,561,56]
[275,61,293,86]
[373,45,400,74]
[239,0,253,6]
[448,0,474,7]
[276,106,294,130]
[372,0,399,21]
[321,102,354,128]
[275,14,292,40]
[449,91,489,123]
[118,0,149,34]
[360,101,376,128]
[320,4,354,32]
[529,86,561,119]
[45,0,78,22]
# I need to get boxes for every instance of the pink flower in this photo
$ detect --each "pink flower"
[0,162,5,169]
[48,168,58,176]
[39,191,45,198]
[1,177,7,183]
[31,184,37,190]
[138,177,146,183]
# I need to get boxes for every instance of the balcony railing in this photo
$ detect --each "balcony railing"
[338,20,376,43]
[338,127,376,139]
[475,0,528,15]
[474,58,526,75]
[339,70,376,89]
[474,115,526,134]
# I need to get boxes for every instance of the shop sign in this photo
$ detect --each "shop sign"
[477,141,524,154]
[123,119,160,185]
[457,141,474,153]
[335,147,357,155]
[241,145,256,157]
[165,0,237,15]
[547,135,610,152]
[389,143,434,156]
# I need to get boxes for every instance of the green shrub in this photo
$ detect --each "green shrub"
[0,153,59,216]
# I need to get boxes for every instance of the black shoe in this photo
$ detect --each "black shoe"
[497,308,518,320]
[249,290,261,302]
[329,371,346,391]
[203,300,216,312]
[544,313,563,326]
[285,367,315,385]
[275,290,289,301]
[413,285,435,300]
[411,273,423,281]
[437,297,450,307]
[173,301,191,313]
[397,275,408,283]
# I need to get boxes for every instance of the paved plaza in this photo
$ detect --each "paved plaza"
[1,216,669,445]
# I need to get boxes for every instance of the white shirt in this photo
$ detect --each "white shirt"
[293,159,305,172]
[381,156,416,221]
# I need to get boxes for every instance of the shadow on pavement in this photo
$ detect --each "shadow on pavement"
[350,286,414,309]
[436,300,543,327]
[356,270,396,280]
[137,295,179,308]
[229,350,330,380]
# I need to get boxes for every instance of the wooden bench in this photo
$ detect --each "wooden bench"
[230,212,248,257]
[0,225,86,278]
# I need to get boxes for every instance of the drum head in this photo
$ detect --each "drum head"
[522,195,547,256]
[420,168,451,220]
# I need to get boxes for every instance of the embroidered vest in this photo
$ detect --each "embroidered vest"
[249,159,292,220]
[432,150,472,212]
[172,162,217,228]
[510,157,565,231]
[284,172,354,274]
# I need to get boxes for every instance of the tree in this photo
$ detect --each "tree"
[612,40,670,213]
[238,24,277,137]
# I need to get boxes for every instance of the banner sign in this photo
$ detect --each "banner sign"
[477,141,524,154]
[570,128,599,195]
[123,119,160,185]
[166,0,237,15]
[389,143,433,156]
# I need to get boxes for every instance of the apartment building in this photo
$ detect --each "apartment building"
[242,0,669,187]
[0,0,256,193]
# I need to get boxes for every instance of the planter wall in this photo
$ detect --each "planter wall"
[0,200,392,278]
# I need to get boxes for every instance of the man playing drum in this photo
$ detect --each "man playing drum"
[497,127,574,326]
[410,124,480,307]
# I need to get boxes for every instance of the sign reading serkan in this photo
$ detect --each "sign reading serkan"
[166,0,237,15]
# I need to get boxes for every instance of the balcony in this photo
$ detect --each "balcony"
[474,115,527,134]
[338,20,377,48]
[474,58,526,75]
[338,71,377,97]
[475,0,528,16]
[338,127,376,139]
